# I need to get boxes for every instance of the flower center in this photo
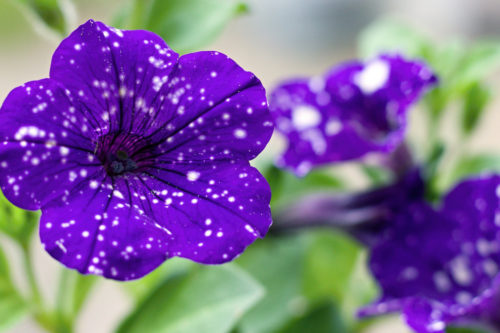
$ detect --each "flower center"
[109,150,138,175]
[94,132,155,177]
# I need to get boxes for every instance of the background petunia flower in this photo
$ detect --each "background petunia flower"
[0,20,274,280]
[359,175,500,333]
[269,54,437,176]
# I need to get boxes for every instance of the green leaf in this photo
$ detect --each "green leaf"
[358,19,429,59]
[422,42,465,119]
[276,302,349,333]
[114,0,247,54]
[116,264,263,333]
[262,164,344,210]
[123,257,194,303]
[71,273,97,317]
[424,86,451,120]
[340,252,378,330]
[452,42,500,93]
[0,192,38,246]
[446,326,490,333]
[0,244,28,331]
[236,231,369,333]
[54,269,98,332]
[461,81,491,135]
[302,231,361,303]
[361,21,500,92]
[359,165,391,186]
[11,0,75,37]
[439,154,500,192]
[424,141,446,200]
[236,235,308,333]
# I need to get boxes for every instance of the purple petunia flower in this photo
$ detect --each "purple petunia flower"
[269,54,437,176]
[360,175,500,332]
[0,20,274,280]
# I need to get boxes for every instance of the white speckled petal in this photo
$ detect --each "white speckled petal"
[360,175,500,331]
[270,54,437,175]
[39,176,172,281]
[130,163,272,264]
[146,51,273,161]
[50,19,179,135]
[0,78,100,209]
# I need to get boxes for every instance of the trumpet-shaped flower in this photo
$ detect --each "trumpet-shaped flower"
[0,20,273,280]
[270,54,436,175]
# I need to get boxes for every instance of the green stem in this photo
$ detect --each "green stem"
[129,0,153,29]
[21,243,43,309]
[427,114,441,158]
[55,268,74,333]
[20,243,55,332]
[56,268,70,313]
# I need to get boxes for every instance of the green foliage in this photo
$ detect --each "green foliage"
[0,245,28,331]
[113,0,248,54]
[245,161,375,332]
[359,19,429,59]
[452,41,500,93]
[262,164,344,210]
[235,231,377,333]
[339,252,378,330]
[438,154,500,193]
[276,302,349,333]
[302,232,362,304]
[0,192,38,246]
[426,41,500,125]
[71,274,96,317]
[446,326,491,333]
[236,235,308,333]
[12,0,74,37]
[461,81,490,135]
[116,264,263,333]
[124,257,194,302]
[360,164,391,186]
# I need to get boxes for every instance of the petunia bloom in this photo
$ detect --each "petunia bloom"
[360,175,500,332]
[269,54,437,176]
[0,20,273,280]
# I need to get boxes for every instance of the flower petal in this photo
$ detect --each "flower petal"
[129,162,272,264]
[50,19,179,135]
[270,78,387,175]
[0,79,101,209]
[40,176,172,281]
[362,175,500,330]
[402,298,449,333]
[270,54,436,175]
[325,55,436,141]
[40,161,271,280]
[144,51,273,162]
[361,202,459,315]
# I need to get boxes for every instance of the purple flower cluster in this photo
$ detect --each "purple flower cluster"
[0,20,273,280]
[269,52,500,332]
[269,54,437,176]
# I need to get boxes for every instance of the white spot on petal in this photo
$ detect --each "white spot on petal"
[292,105,321,130]
[355,59,390,94]
[187,171,200,181]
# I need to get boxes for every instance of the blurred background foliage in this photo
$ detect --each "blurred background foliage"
[1,0,500,333]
